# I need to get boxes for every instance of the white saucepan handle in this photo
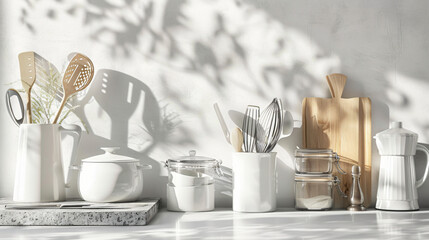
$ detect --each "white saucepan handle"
[416,144,429,188]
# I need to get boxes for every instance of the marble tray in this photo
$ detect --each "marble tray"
[0,198,160,226]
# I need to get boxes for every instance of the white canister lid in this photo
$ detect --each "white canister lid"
[82,147,139,163]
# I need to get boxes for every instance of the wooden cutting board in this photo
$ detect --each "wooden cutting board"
[302,73,371,208]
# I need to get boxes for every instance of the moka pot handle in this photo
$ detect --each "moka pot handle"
[416,144,429,188]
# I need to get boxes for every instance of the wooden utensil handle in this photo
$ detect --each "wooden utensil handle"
[26,91,32,123]
[326,73,347,99]
[53,96,68,124]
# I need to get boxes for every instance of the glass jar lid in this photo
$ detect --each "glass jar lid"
[295,149,336,158]
[166,150,222,168]
[295,148,346,174]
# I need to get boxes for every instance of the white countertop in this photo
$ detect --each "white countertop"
[1,208,429,239]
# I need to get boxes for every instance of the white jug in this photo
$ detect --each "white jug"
[374,122,429,211]
[13,124,81,202]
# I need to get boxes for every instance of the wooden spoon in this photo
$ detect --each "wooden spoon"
[53,53,94,123]
[18,52,36,123]
[230,127,244,152]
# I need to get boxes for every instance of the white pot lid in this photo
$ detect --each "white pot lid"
[82,147,139,163]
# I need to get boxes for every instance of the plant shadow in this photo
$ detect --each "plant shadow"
[66,69,185,201]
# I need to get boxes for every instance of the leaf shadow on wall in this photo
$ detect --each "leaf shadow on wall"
[18,0,337,139]
[68,69,192,200]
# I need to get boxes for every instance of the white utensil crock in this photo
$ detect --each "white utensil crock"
[232,152,277,212]
[13,124,81,202]
[78,147,152,202]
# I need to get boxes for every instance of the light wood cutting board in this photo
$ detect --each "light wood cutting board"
[302,73,371,208]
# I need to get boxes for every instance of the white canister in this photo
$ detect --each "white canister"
[78,147,151,202]
[232,152,277,212]
[167,184,215,212]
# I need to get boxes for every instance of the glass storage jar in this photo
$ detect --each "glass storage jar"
[165,150,223,211]
[295,149,346,175]
[294,175,346,210]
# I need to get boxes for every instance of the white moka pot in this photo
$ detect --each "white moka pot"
[78,147,151,203]
[374,122,429,211]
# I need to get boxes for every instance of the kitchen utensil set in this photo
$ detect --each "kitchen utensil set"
[6,52,94,126]
[214,98,287,153]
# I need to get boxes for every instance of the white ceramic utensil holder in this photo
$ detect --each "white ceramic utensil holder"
[13,124,81,202]
[232,152,277,212]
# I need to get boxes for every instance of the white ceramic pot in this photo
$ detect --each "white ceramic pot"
[78,147,151,202]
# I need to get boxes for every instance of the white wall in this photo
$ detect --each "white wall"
[1,0,429,207]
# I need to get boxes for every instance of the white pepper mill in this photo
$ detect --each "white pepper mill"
[347,165,366,211]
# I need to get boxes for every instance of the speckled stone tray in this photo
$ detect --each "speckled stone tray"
[0,198,159,226]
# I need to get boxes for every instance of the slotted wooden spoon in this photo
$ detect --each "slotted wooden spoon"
[18,52,36,123]
[53,53,94,123]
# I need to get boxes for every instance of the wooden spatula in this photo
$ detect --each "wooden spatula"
[53,53,94,123]
[230,127,244,152]
[18,52,36,123]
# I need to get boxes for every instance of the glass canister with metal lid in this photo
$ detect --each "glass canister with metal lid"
[295,175,347,210]
[295,149,346,175]
[165,150,223,212]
